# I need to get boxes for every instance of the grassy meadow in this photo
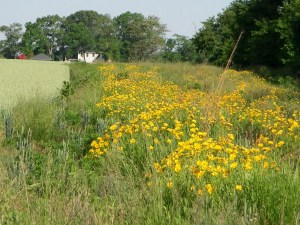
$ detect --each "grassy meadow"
[0,59,69,110]
[0,62,300,224]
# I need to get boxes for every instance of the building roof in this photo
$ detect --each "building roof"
[32,53,53,61]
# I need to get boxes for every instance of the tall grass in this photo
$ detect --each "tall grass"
[0,62,299,224]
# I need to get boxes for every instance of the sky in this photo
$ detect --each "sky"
[0,0,233,40]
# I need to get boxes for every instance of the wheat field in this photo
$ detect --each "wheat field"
[0,59,69,110]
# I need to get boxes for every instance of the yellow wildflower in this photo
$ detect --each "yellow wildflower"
[197,189,203,196]
[154,138,159,144]
[174,163,182,173]
[230,162,238,169]
[166,181,173,189]
[235,185,243,191]
[263,161,269,169]
[244,162,252,170]
[228,133,235,140]
[276,141,284,147]
[205,184,213,195]
[109,124,118,131]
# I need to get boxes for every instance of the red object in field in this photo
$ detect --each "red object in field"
[17,54,27,60]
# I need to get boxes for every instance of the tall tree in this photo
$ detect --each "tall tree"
[193,17,223,64]
[0,23,23,58]
[21,22,47,57]
[193,0,286,67]
[66,10,102,38]
[94,14,121,61]
[114,12,167,61]
[65,10,119,60]
[0,40,6,56]
[277,0,300,70]
[36,15,64,57]
[61,23,95,59]
[163,34,197,62]
[21,15,64,58]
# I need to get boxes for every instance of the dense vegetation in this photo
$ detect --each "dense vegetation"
[0,62,299,224]
[0,11,167,62]
[193,0,300,72]
[1,0,300,75]
[1,1,300,223]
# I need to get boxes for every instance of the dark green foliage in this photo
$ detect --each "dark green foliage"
[193,0,300,72]
[162,34,197,63]
[114,11,167,61]
[65,10,105,38]
[21,22,48,57]
[62,23,96,59]
[20,15,64,59]
[193,17,224,64]
[277,0,300,70]
[60,81,74,99]
[65,10,120,61]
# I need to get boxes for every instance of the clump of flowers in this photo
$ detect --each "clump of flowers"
[89,64,300,196]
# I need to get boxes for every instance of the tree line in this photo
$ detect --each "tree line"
[0,11,167,61]
[1,0,300,72]
[0,10,195,62]
[193,0,300,71]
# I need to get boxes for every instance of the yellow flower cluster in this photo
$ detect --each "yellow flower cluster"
[89,64,300,195]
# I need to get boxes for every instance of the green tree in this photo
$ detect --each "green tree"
[163,34,197,62]
[62,23,95,59]
[239,0,284,66]
[162,38,182,62]
[65,10,119,60]
[21,22,47,57]
[0,23,23,58]
[193,17,223,64]
[66,10,103,38]
[94,14,121,61]
[193,0,286,67]
[21,15,64,59]
[277,0,300,69]
[36,15,64,57]
[114,12,167,61]
[0,40,6,55]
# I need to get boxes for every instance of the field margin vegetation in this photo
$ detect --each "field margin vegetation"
[0,62,299,224]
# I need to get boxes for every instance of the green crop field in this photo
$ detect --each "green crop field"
[0,59,69,110]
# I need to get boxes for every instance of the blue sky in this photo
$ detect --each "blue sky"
[1,0,233,39]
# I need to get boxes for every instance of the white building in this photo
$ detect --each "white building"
[77,51,99,63]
